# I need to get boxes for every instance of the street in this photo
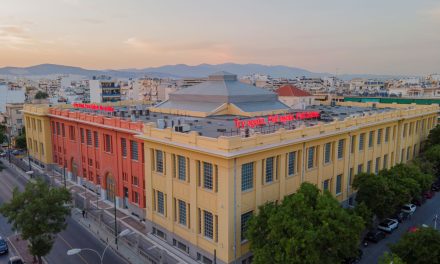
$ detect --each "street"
[0,163,128,264]
[360,191,440,264]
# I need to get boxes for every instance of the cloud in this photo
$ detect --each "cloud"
[0,25,34,48]
[82,18,104,24]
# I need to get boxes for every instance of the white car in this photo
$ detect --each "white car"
[378,218,399,233]
[401,204,416,214]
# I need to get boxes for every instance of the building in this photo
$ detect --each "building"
[23,72,439,264]
[4,103,24,138]
[275,84,315,109]
[89,78,121,103]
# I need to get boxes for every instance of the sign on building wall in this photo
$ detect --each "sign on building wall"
[234,111,320,128]
[73,103,115,112]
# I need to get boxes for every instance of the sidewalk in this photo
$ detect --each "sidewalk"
[7,234,49,264]
[20,158,194,264]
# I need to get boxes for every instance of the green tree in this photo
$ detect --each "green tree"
[425,145,440,176]
[246,182,365,264]
[389,227,440,264]
[353,173,396,220]
[0,179,71,263]
[428,124,440,146]
[378,252,405,264]
[34,91,49,99]
[0,123,6,145]
[351,202,373,229]
[15,128,27,149]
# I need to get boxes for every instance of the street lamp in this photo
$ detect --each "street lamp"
[66,229,132,264]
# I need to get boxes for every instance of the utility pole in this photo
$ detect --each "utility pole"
[434,214,439,230]
[114,194,118,247]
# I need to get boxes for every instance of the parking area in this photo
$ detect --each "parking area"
[359,190,440,264]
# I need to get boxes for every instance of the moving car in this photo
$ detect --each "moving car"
[8,256,24,264]
[0,237,9,255]
[364,229,386,243]
[378,218,399,233]
[401,204,417,214]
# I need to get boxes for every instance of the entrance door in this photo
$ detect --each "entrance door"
[106,173,115,202]
[123,187,129,208]
[71,158,78,182]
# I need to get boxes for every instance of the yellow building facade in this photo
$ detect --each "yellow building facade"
[139,102,438,264]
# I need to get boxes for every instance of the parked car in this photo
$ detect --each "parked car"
[431,183,440,192]
[423,190,435,199]
[411,196,426,206]
[8,256,24,264]
[401,204,417,214]
[407,224,429,233]
[0,237,9,255]
[378,218,399,233]
[364,229,386,243]
[342,248,363,264]
[391,211,404,223]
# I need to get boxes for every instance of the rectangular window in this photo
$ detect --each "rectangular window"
[56,122,60,135]
[121,138,127,157]
[375,157,381,174]
[156,150,163,173]
[86,129,92,145]
[308,147,315,169]
[337,139,344,159]
[377,129,382,145]
[359,133,365,151]
[104,134,112,153]
[385,127,390,142]
[178,156,186,181]
[80,128,84,143]
[409,122,413,135]
[407,146,411,161]
[241,211,253,242]
[178,200,187,226]
[37,120,42,132]
[133,191,139,204]
[204,211,213,239]
[324,143,331,164]
[351,135,356,153]
[336,174,342,194]
[130,140,138,161]
[265,157,274,183]
[241,162,254,191]
[157,191,165,215]
[323,179,330,191]
[69,126,75,141]
[383,154,388,169]
[403,123,408,137]
[61,124,65,137]
[368,131,374,148]
[32,119,36,131]
[203,162,213,189]
[413,144,417,158]
[288,151,296,175]
[133,176,139,186]
[94,131,99,148]
[349,168,354,186]
[367,160,372,173]
[416,120,420,133]
[40,143,44,155]
[358,164,363,174]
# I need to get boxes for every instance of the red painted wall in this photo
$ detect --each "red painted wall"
[49,109,146,208]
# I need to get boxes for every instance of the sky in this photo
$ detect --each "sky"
[0,0,439,75]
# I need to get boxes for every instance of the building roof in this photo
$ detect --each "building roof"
[154,72,289,116]
[276,84,312,97]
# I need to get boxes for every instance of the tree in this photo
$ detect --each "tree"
[0,123,6,145]
[15,128,27,149]
[352,173,396,220]
[428,124,440,146]
[246,182,365,264]
[424,145,440,177]
[34,91,49,99]
[378,252,405,264]
[389,227,440,264]
[351,202,373,229]
[0,179,71,263]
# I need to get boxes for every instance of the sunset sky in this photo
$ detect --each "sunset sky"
[1,0,439,75]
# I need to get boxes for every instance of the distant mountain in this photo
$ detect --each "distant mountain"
[0,63,406,80]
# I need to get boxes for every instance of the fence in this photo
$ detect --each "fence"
[8,155,49,183]
[72,192,171,264]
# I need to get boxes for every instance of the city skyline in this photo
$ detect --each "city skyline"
[1,0,440,75]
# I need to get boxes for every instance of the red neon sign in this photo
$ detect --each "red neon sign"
[234,111,320,129]
[73,103,115,112]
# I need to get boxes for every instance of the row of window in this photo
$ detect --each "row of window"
[27,138,44,156]
[26,117,42,133]
[152,190,222,242]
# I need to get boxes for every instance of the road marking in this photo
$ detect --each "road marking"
[6,237,23,260]
[57,233,90,264]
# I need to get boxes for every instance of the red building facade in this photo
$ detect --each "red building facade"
[49,108,146,218]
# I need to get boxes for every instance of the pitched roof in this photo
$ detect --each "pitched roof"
[276,84,312,97]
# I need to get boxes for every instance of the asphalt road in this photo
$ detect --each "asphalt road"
[359,191,440,264]
[0,163,128,264]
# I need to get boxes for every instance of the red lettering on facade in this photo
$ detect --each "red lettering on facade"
[234,111,320,129]
[73,103,115,112]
